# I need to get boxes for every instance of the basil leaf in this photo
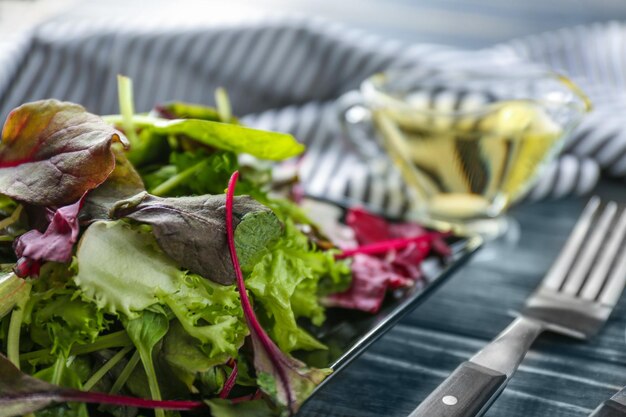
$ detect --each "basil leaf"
[0,100,128,206]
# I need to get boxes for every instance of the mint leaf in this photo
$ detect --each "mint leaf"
[0,100,128,206]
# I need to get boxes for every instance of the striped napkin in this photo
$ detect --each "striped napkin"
[0,16,623,217]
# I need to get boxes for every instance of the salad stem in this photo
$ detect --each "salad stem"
[6,281,31,369]
[83,346,133,391]
[215,87,232,122]
[109,350,140,395]
[51,355,66,386]
[0,204,22,230]
[117,75,140,148]
[150,159,207,196]
[20,330,132,363]
[101,114,165,127]
[138,349,165,417]
[335,234,440,259]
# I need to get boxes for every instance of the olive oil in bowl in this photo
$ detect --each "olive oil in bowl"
[374,101,564,223]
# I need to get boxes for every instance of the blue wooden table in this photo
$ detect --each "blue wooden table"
[300,180,626,417]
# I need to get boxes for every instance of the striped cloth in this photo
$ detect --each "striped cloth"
[0,16,623,217]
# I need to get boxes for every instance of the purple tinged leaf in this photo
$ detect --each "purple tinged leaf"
[0,352,203,417]
[111,192,281,285]
[225,171,330,416]
[81,147,145,221]
[0,100,128,206]
[13,193,86,278]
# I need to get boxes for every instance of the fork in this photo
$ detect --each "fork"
[589,386,626,416]
[409,197,626,417]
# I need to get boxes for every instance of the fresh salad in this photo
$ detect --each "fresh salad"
[0,77,449,417]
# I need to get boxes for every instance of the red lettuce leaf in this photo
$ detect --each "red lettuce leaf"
[13,193,86,278]
[225,171,330,415]
[81,147,145,221]
[111,192,282,285]
[0,352,203,417]
[326,208,451,313]
[0,100,128,206]
[323,254,414,313]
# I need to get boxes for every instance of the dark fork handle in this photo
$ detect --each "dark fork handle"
[408,317,544,417]
[590,387,626,417]
[408,361,506,417]
[590,400,626,417]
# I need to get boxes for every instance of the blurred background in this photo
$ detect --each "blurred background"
[3,0,626,47]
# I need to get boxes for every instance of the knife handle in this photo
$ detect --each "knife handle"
[589,400,626,417]
[407,361,506,417]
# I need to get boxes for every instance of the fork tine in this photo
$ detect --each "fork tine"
[581,207,626,301]
[598,244,626,305]
[541,197,601,291]
[562,202,618,296]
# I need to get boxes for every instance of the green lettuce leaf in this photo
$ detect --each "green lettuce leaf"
[23,264,109,359]
[155,102,237,123]
[73,220,182,317]
[0,273,27,320]
[158,274,246,359]
[143,150,238,197]
[0,100,128,206]
[103,114,303,162]
[205,398,274,417]
[161,321,219,391]
[73,221,248,385]
[26,290,108,358]
[111,192,283,285]
[244,219,350,353]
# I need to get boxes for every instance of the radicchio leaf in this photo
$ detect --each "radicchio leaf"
[111,192,282,285]
[0,352,203,417]
[225,171,330,415]
[13,193,86,278]
[0,100,128,206]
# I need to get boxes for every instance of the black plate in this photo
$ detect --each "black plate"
[297,199,483,395]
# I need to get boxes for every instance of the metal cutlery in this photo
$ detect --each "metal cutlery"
[409,197,626,417]
[589,386,626,417]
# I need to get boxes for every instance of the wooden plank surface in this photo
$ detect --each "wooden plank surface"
[300,179,626,417]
